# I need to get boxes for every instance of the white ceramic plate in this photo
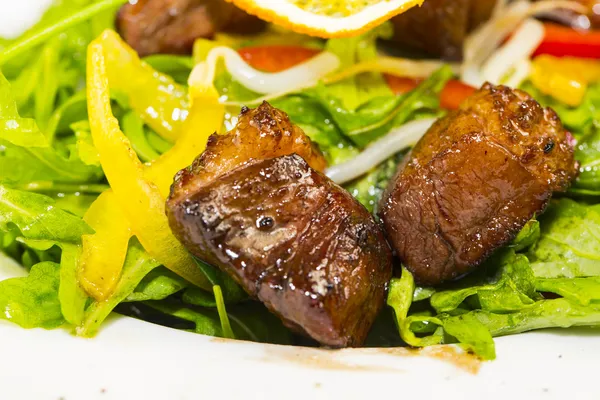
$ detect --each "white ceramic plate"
[2,3,599,400]
[2,316,600,399]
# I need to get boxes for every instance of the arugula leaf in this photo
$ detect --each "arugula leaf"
[430,250,539,313]
[324,24,393,111]
[144,299,292,344]
[344,154,400,213]
[442,298,600,338]
[182,287,218,307]
[143,55,193,85]
[313,66,452,146]
[0,261,63,329]
[510,218,541,252]
[442,315,496,360]
[126,267,189,302]
[121,112,161,163]
[0,71,102,184]
[214,285,235,339]
[78,242,161,337]
[0,185,93,243]
[193,258,247,304]
[536,277,600,306]
[529,199,600,278]
[0,72,49,147]
[271,95,359,165]
[573,124,600,193]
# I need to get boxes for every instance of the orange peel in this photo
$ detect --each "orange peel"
[224,0,424,38]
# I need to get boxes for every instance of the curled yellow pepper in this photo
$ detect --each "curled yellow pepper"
[95,31,189,142]
[531,55,600,107]
[86,38,211,291]
[145,62,225,198]
[79,190,132,301]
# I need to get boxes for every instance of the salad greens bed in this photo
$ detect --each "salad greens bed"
[0,0,599,360]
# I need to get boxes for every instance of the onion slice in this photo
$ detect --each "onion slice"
[326,118,436,185]
[481,18,544,85]
[462,0,586,85]
[201,46,340,95]
[224,56,456,107]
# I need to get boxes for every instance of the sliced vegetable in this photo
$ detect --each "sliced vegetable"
[145,62,225,198]
[93,30,189,142]
[238,45,321,72]
[530,55,600,106]
[385,76,476,110]
[79,190,132,301]
[534,23,600,59]
[86,38,210,291]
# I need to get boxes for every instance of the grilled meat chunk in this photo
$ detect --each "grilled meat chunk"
[379,83,578,286]
[390,0,497,60]
[171,102,326,200]
[117,0,265,57]
[167,103,392,347]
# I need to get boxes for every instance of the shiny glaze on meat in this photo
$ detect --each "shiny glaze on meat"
[167,103,392,347]
[117,0,265,57]
[170,102,326,202]
[379,83,578,285]
[390,0,497,60]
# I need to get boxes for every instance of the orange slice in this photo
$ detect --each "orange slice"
[225,0,424,38]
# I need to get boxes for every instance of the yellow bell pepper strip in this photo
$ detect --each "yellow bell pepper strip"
[78,190,132,301]
[86,39,211,291]
[145,62,225,198]
[531,55,600,106]
[94,30,189,142]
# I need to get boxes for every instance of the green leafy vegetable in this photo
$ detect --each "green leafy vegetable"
[126,267,189,302]
[529,199,600,278]
[442,298,600,338]
[214,285,235,339]
[536,277,600,306]
[0,0,127,67]
[78,242,161,337]
[121,112,161,163]
[0,261,63,329]
[0,185,93,243]
[345,154,400,213]
[0,72,102,184]
[510,218,541,251]
[324,24,393,111]
[430,250,540,314]
[313,66,451,146]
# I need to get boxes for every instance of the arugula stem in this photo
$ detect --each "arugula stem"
[0,0,128,66]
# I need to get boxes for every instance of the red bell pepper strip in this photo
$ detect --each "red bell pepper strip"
[385,75,476,110]
[533,23,600,59]
[237,45,321,73]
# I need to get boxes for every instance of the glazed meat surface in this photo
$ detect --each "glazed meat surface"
[379,83,578,286]
[390,0,497,60]
[170,102,327,201]
[117,0,265,56]
[167,103,392,347]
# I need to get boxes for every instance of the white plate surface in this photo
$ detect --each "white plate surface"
[1,313,600,400]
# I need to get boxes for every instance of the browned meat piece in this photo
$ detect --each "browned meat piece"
[117,0,265,56]
[171,102,327,200]
[390,0,497,61]
[167,103,392,347]
[379,83,578,286]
